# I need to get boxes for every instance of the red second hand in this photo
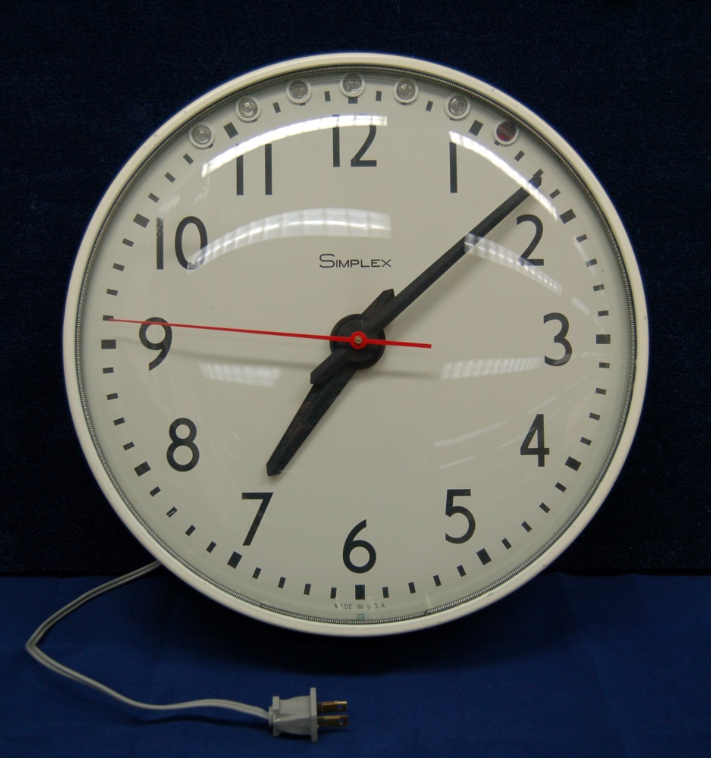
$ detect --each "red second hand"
[108,318,431,350]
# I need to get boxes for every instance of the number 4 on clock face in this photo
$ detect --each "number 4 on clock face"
[65,54,647,636]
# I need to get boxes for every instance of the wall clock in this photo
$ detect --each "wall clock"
[64,53,648,636]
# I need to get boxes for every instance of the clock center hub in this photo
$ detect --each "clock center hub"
[330,313,386,368]
[349,331,366,349]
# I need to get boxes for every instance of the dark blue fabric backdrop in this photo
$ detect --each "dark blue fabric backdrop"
[1,0,709,576]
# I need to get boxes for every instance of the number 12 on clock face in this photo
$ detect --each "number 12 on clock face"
[66,54,647,635]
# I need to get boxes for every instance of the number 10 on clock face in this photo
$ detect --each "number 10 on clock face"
[66,56,647,634]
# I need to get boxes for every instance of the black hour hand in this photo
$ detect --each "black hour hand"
[266,364,357,476]
[267,289,395,475]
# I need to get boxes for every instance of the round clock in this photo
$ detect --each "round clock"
[64,53,648,636]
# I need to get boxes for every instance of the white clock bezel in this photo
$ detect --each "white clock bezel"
[64,53,648,636]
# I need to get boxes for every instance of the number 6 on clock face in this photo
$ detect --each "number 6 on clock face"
[64,54,648,636]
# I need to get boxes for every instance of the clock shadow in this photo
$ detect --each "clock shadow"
[147,570,645,678]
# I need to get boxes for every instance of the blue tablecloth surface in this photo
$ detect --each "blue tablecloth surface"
[2,572,708,756]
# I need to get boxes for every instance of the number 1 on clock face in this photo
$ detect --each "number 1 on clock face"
[68,57,645,634]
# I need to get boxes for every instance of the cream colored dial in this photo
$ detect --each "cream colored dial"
[64,54,648,635]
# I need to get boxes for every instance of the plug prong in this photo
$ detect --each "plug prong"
[317,700,347,714]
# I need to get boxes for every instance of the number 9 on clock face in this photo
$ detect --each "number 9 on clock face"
[64,54,648,635]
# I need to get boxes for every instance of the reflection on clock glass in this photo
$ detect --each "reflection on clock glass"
[68,60,644,633]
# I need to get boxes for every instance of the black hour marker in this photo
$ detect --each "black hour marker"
[223,122,238,138]
[102,315,113,321]
[330,587,337,599]
[150,487,160,496]
[272,102,281,113]
[166,507,177,517]
[348,96,358,104]
[514,150,524,162]
[227,551,242,568]
[576,234,588,243]
[555,483,567,492]
[103,367,114,374]
[123,442,134,450]
[560,209,576,224]
[101,339,116,350]
[433,575,442,587]
[324,90,331,102]
[264,143,273,195]
[236,155,244,195]
[539,503,550,513]
[165,173,175,183]
[106,392,118,400]
[252,567,261,578]
[566,457,581,471]
[457,565,466,577]
[332,125,340,167]
[278,577,286,589]
[106,289,118,296]
[502,538,512,549]
[304,583,311,595]
[581,437,592,446]
[133,214,149,228]
[382,587,389,599]
[148,193,159,203]
[599,362,610,369]
[207,541,216,553]
[355,585,365,600]
[598,310,609,317]
[408,582,416,594]
[593,284,605,291]
[550,189,560,199]
[186,525,195,536]
[183,153,194,164]
[477,549,492,565]
[586,259,598,267]
[522,521,532,532]
[113,417,125,426]
[449,141,458,193]
[425,100,433,112]
[113,263,124,271]
[156,217,164,269]
[590,412,601,420]
[134,462,150,476]
[596,387,607,395]
[469,119,483,136]
[375,90,382,102]
[122,238,134,247]
[596,334,611,344]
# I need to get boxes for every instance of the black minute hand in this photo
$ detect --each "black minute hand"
[268,172,543,474]
[365,170,543,334]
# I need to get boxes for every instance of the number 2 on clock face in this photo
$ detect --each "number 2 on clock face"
[66,55,647,635]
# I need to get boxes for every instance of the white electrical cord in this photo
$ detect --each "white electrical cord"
[25,562,347,740]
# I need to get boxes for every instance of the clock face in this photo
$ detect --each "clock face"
[64,54,647,635]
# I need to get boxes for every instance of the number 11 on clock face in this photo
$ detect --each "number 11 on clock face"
[66,55,647,635]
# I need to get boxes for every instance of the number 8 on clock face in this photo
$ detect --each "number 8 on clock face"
[64,54,648,635]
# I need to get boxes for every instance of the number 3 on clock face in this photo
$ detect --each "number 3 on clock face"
[64,54,648,635]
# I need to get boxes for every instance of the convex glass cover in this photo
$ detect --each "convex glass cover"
[64,54,648,635]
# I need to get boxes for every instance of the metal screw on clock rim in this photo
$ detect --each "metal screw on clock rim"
[447,95,470,119]
[189,124,213,148]
[342,73,363,94]
[395,79,417,102]
[288,80,309,101]
[237,97,260,120]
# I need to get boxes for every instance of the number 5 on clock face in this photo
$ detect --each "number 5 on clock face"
[65,54,648,635]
